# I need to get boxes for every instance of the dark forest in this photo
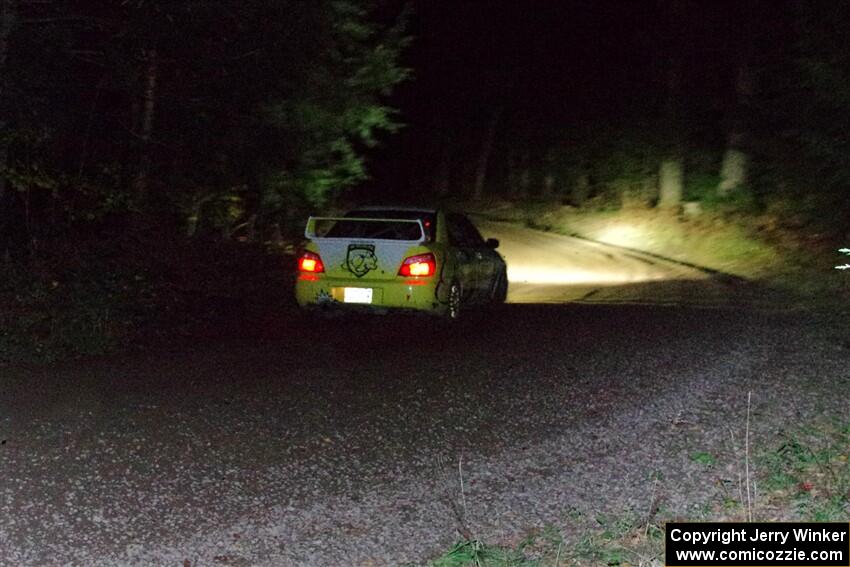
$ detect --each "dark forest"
[0,0,848,353]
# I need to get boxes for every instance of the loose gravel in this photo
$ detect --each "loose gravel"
[1,301,848,566]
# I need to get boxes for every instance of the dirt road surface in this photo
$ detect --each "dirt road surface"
[2,223,847,566]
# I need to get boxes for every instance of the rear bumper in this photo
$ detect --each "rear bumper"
[294,274,444,312]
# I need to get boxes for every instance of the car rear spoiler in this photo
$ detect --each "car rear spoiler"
[305,216,427,243]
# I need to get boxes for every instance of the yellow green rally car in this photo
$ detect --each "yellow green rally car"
[295,207,507,318]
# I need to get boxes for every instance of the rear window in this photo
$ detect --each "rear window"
[323,210,437,241]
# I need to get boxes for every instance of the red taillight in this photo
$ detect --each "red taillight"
[298,251,324,273]
[398,253,436,277]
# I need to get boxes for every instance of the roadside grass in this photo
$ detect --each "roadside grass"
[0,231,291,364]
[758,419,850,523]
[426,515,662,567]
[426,418,850,566]
[462,199,848,302]
[430,538,542,567]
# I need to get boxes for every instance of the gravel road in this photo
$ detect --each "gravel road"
[2,224,848,566]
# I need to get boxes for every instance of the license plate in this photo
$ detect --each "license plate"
[343,287,373,304]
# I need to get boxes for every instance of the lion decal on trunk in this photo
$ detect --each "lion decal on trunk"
[345,244,378,277]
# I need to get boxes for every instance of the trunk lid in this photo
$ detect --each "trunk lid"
[305,216,427,281]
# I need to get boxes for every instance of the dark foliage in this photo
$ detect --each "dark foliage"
[0,0,407,361]
[0,0,408,253]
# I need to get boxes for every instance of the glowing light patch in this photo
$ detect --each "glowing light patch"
[298,251,324,273]
[343,287,373,304]
[407,262,432,276]
[506,266,667,285]
[595,224,644,247]
[398,253,436,277]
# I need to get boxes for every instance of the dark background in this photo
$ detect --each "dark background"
[1,0,849,362]
[361,1,793,203]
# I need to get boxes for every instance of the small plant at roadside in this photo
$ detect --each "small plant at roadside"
[426,415,849,567]
[690,451,717,466]
[570,515,637,566]
[759,420,850,522]
[430,539,540,567]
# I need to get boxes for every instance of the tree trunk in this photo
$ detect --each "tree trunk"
[132,48,158,203]
[518,168,530,199]
[659,54,683,209]
[717,63,753,196]
[573,173,589,207]
[541,149,557,198]
[0,0,15,202]
[0,0,16,259]
[510,148,530,199]
[506,149,519,197]
[271,223,283,247]
[245,213,257,242]
[717,146,747,196]
[541,173,555,198]
[658,159,683,209]
[471,109,500,200]
[186,198,201,237]
[433,139,451,197]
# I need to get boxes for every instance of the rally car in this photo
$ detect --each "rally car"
[294,207,507,318]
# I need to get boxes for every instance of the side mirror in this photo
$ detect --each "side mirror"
[485,238,499,249]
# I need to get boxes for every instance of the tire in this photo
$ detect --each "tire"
[490,268,508,304]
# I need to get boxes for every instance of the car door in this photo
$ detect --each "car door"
[455,215,499,298]
[445,214,480,299]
